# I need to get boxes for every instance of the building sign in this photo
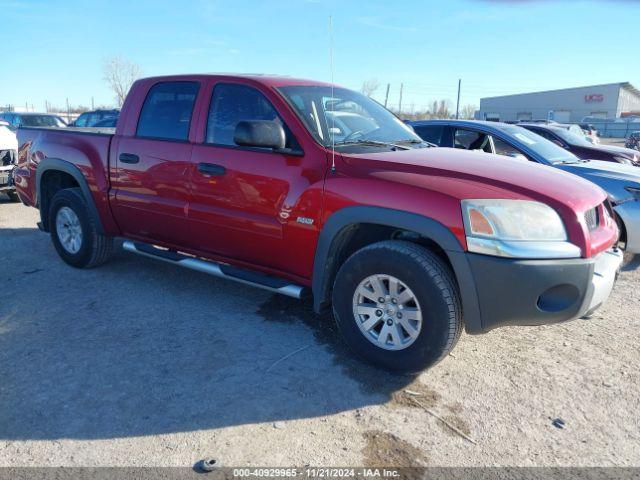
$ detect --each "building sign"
[585,94,604,103]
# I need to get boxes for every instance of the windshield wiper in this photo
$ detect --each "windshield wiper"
[556,159,581,165]
[333,139,411,150]
[393,139,436,148]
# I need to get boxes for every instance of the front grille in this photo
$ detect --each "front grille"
[1,150,16,166]
[585,206,600,232]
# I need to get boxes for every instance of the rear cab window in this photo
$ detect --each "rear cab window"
[136,81,200,141]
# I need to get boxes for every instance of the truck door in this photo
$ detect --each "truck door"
[187,81,324,278]
[110,81,199,246]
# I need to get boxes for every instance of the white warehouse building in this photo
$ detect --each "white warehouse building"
[477,82,640,123]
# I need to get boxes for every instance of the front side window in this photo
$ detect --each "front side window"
[206,83,285,146]
[413,125,444,145]
[136,81,199,141]
[454,129,492,152]
[205,83,302,152]
[277,86,421,150]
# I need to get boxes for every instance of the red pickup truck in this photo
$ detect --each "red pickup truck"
[13,74,622,372]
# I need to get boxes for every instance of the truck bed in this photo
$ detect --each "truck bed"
[16,126,115,209]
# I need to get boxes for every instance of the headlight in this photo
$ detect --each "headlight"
[461,199,580,258]
[613,156,633,165]
[626,186,640,201]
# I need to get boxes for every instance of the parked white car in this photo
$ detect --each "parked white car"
[580,123,601,144]
[0,119,19,201]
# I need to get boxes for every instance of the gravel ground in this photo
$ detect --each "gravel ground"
[0,198,638,467]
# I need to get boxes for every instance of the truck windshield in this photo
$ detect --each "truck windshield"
[21,115,66,127]
[277,86,422,149]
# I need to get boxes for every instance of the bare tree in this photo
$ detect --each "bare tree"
[460,104,478,120]
[360,78,380,97]
[103,56,141,107]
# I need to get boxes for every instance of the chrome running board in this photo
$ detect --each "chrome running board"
[122,240,306,299]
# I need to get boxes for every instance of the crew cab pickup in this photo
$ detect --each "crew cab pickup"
[13,74,622,372]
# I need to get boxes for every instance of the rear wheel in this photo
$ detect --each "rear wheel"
[332,240,463,373]
[49,188,113,268]
[5,191,20,202]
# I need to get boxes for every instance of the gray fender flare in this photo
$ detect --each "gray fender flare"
[36,158,105,234]
[311,206,483,333]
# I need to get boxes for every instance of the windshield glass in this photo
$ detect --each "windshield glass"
[21,115,66,127]
[277,86,421,148]
[553,127,592,147]
[503,126,580,164]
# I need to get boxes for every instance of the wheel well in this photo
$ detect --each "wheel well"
[611,209,627,246]
[318,222,454,311]
[39,170,80,231]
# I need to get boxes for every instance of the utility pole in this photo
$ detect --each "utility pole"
[384,83,390,108]
[91,97,95,110]
[66,98,70,123]
[398,83,404,113]
[455,78,461,119]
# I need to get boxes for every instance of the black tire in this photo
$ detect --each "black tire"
[6,191,20,202]
[332,240,462,373]
[49,188,114,268]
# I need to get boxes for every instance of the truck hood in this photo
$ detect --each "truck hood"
[557,160,640,204]
[342,147,606,213]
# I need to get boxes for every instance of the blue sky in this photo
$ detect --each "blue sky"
[1,0,639,112]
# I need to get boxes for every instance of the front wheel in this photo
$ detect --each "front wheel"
[49,188,114,268]
[332,240,463,373]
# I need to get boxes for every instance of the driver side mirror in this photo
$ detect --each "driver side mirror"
[234,120,286,150]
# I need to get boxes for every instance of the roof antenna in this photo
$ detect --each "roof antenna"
[329,15,336,174]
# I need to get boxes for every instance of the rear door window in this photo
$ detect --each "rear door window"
[136,81,199,141]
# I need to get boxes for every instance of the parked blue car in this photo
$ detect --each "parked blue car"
[408,119,640,254]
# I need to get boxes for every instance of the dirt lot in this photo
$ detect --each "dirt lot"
[0,198,639,467]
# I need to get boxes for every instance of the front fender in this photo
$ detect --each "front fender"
[311,205,484,333]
